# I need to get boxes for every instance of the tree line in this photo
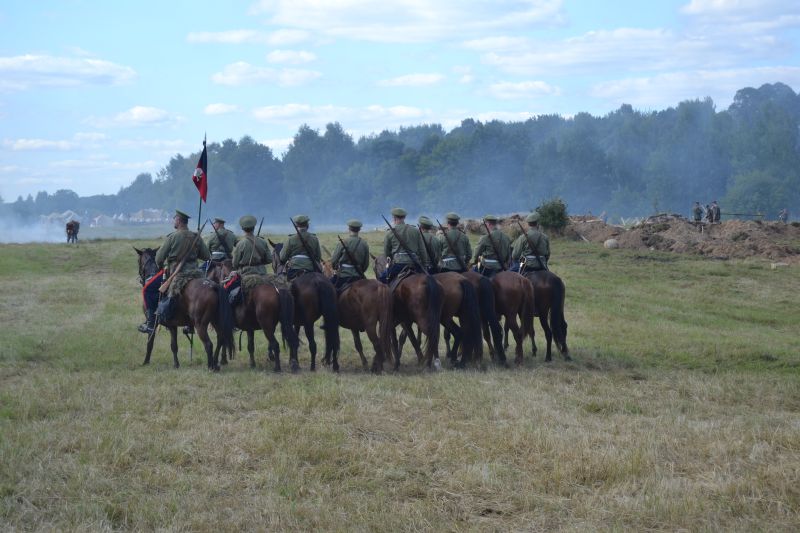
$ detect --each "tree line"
[5,82,799,224]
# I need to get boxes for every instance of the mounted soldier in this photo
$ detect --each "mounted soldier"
[511,212,550,273]
[280,215,322,281]
[330,219,370,291]
[438,212,471,273]
[232,215,271,276]
[417,215,441,274]
[380,207,429,284]
[471,214,511,278]
[205,217,237,263]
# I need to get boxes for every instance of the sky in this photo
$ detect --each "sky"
[1,0,799,202]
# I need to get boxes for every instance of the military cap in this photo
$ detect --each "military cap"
[347,219,363,229]
[239,215,257,230]
[213,217,225,224]
[293,214,310,225]
[526,212,540,224]
[174,209,190,221]
[418,215,433,227]
[484,214,499,223]
[445,212,460,222]
[391,207,407,217]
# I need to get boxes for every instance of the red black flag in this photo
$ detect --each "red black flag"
[192,139,208,202]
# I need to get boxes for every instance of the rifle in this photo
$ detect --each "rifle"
[256,216,264,237]
[289,218,321,273]
[417,226,436,272]
[159,220,209,295]
[482,221,507,271]
[336,234,366,279]
[207,218,232,257]
[381,215,430,277]
[435,218,467,272]
[515,221,548,272]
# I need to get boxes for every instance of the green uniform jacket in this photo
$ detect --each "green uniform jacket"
[421,230,442,269]
[280,230,321,272]
[472,229,512,270]
[156,229,210,274]
[383,222,429,266]
[438,228,472,271]
[232,234,272,276]
[205,228,238,257]
[331,235,370,279]
[512,230,550,262]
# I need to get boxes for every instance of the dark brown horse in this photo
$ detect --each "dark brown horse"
[136,247,235,370]
[461,270,507,366]
[373,256,444,370]
[66,220,79,243]
[272,243,341,372]
[491,271,534,365]
[335,278,394,373]
[432,272,482,367]
[208,261,300,372]
[523,270,570,361]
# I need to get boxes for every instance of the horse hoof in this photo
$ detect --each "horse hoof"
[290,360,300,373]
[545,357,552,363]
[273,366,281,373]
[174,364,180,369]
[563,354,572,361]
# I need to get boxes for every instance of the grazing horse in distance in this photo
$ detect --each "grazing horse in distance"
[208,261,299,372]
[135,247,235,370]
[272,242,341,372]
[523,270,570,362]
[66,220,79,243]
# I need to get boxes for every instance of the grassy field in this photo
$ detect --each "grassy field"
[1,234,799,531]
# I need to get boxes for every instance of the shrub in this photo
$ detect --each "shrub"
[536,197,569,230]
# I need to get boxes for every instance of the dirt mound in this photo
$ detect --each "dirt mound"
[569,215,800,263]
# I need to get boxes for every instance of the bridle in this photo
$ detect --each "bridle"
[139,249,159,286]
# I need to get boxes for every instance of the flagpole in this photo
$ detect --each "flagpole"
[196,134,206,231]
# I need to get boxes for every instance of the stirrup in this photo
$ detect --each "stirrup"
[138,323,153,334]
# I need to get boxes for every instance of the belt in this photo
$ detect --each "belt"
[292,254,309,259]
[341,263,355,268]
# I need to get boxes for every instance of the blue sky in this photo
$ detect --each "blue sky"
[1,0,799,201]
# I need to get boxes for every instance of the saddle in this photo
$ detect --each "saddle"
[388,266,415,293]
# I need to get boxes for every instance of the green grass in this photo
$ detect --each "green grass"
[1,235,799,530]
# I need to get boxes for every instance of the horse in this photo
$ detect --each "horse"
[461,270,507,366]
[208,261,300,372]
[66,221,79,244]
[272,243,341,372]
[135,247,235,370]
[373,255,443,370]
[335,278,394,373]
[522,270,570,361]
[491,271,534,365]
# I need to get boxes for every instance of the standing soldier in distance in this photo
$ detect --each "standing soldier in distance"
[418,215,442,274]
[330,219,370,290]
[232,215,272,276]
[205,217,237,261]
[692,202,703,224]
[711,200,721,223]
[281,215,322,281]
[778,207,789,224]
[381,207,429,284]
[511,212,550,273]
[471,214,511,277]
[438,212,471,273]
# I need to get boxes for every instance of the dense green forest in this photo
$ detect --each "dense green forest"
[5,82,799,224]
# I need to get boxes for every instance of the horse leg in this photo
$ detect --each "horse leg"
[539,314,553,362]
[391,327,402,371]
[195,324,217,371]
[401,322,424,363]
[443,320,462,366]
[169,327,180,368]
[482,321,495,361]
[265,328,281,372]
[363,324,384,374]
[304,321,317,372]
[248,330,256,369]
[503,323,510,350]
[352,330,369,370]
[143,329,156,365]
[506,315,524,366]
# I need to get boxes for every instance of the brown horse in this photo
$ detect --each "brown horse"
[523,270,570,361]
[373,256,444,370]
[136,247,235,370]
[335,278,394,373]
[461,270,507,366]
[272,243,341,372]
[491,271,534,365]
[208,261,300,372]
[66,220,79,243]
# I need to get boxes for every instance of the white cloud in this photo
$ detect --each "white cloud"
[681,0,799,17]
[50,158,158,171]
[249,0,565,43]
[73,132,107,142]
[204,103,240,115]
[591,66,800,109]
[0,54,135,90]
[267,50,317,64]
[3,138,74,151]
[377,73,445,87]
[260,137,294,155]
[452,65,475,84]
[252,103,433,130]
[211,62,321,86]
[186,29,310,45]
[488,80,561,99]
[113,106,174,127]
[116,139,190,153]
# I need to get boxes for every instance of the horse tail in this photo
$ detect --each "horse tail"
[378,283,394,366]
[521,279,535,344]
[215,284,236,354]
[318,279,340,360]
[550,276,568,354]
[422,275,442,362]
[278,288,299,353]
[458,279,481,364]
[478,276,505,361]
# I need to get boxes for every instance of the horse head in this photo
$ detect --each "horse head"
[271,242,286,275]
[207,259,233,284]
[136,247,160,286]
[321,259,334,278]
[372,254,388,279]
